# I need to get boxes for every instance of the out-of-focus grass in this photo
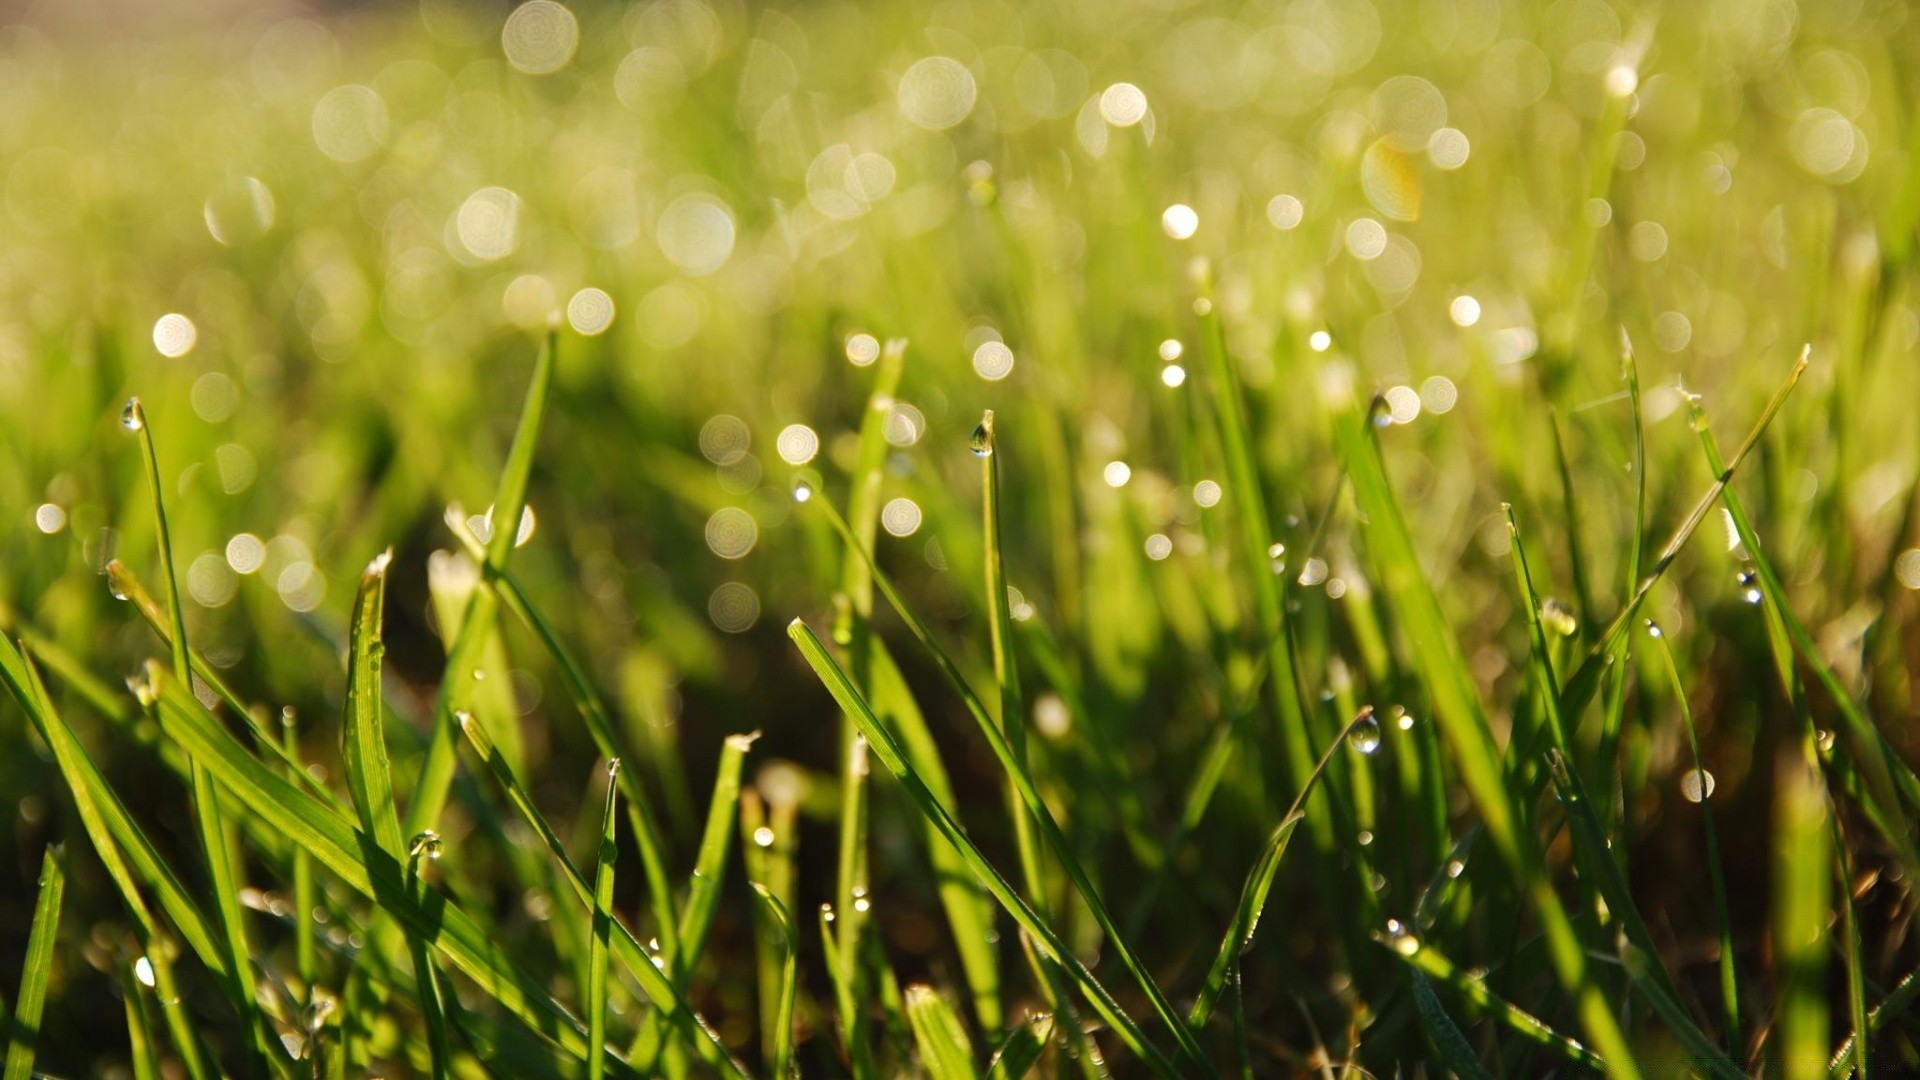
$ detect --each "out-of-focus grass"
[2,0,1920,1074]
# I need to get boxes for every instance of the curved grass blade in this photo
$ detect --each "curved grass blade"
[1335,407,1636,1074]
[142,666,619,1067]
[907,985,981,1080]
[631,731,757,1071]
[3,845,65,1080]
[1188,706,1376,1034]
[802,487,1208,1072]
[453,709,751,1078]
[344,552,404,858]
[1375,932,1604,1071]
[1773,752,1831,1073]
[787,618,1182,1079]
[986,1013,1051,1080]
[748,883,797,1080]
[122,398,270,1071]
[589,762,620,1080]
[407,330,555,838]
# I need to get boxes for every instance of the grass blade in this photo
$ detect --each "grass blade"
[406,330,555,838]
[907,985,981,1080]
[3,845,65,1080]
[122,397,270,1071]
[1376,932,1604,1071]
[1188,706,1376,1034]
[404,832,453,1079]
[343,551,404,856]
[631,731,757,1070]
[1772,751,1831,1072]
[787,617,1182,1079]
[801,482,1207,1072]
[748,883,798,1079]
[1335,406,1636,1073]
[1830,964,1919,1076]
[1410,969,1493,1080]
[985,1014,1052,1080]
[589,761,620,1080]
[453,708,752,1078]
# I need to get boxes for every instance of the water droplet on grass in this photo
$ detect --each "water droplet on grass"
[1349,709,1381,755]
[1644,618,1663,638]
[791,478,813,503]
[409,831,444,862]
[1680,768,1716,803]
[968,420,993,457]
[1737,569,1761,604]
[121,398,144,431]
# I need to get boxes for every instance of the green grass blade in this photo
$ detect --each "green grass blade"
[985,1014,1052,1080]
[123,397,270,1071]
[787,618,1182,1079]
[452,708,752,1078]
[1377,932,1604,1071]
[747,883,797,1080]
[344,551,404,857]
[1833,830,1868,1080]
[906,985,981,1080]
[802,485,1207,1072]
[141,665,612,1065]
[589,761,620,1080]
[3,845,65,1080]
[283,707,318,993]
[1334,407,1636,1074]
[404,833,454,1079]
[119,953,161,1080]
[1772,752,1831,1073]
[1188,705,1375,1034]
[742,789,800,1069]
[1410,969,1493,1080]
[406,330,555,839]
[1647,622,1739,1051]
[454,526,679,955]
[631,731,757,1070]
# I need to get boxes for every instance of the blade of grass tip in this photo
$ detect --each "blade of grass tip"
[123,397,271,1071]
[589,761,620,1080]
[985,1014,1052,1080]
[1548,410,1596,627]
[451,708,752,1078]
[1773,750,1831,1073]
[406,330,555,839]
[1556,348,1808,722]
[1688,373,1920,849]
[1596,332,1648,838]
[404,831,454,1079]
[748,884,798,1080]
[802,485,1210,1073]
[907,985,982,1080]
[344,551,405,857]
[1830,964,1919,1076]
[1375,932,1605,1072]
[742,790,799,1066]
[1334,408,1638,1074]
[788,618,1183,1079]
[1647,622,1739,1051]
[3,845,65,1080]
[0,644,218,1079]
[1507,507,1738,1076]
[451,528,679,962]
[1187,705,1375,1034]
[631,732,758,1072]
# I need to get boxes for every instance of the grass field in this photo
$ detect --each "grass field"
[3,0,1920,1075]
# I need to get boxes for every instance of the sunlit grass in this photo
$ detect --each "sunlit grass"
[3,0,1920,1075]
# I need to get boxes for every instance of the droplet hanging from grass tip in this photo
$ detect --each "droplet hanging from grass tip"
[1349,708,1382,755]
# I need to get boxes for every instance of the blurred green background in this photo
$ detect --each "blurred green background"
[4,0,1920,1073]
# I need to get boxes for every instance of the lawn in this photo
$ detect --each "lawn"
[2,0,1919,1075]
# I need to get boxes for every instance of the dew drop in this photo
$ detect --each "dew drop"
[791,478,813,503]
[1737,569,1761,604]
[409,830,445,862]
[1679,768,1716,804]
[1385,918,1420,956]
[108,578,129,601]
[969,420,993,457]
[1349,709,1382,755]
[121,398,144,431]
[1643,618,1663,639]
[752,826,775,848]
[1816,729,1835,755]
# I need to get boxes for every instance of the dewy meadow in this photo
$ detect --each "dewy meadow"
[1,0,1918,1075]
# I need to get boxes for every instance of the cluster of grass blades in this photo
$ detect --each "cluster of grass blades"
[4,304,1918,1077]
